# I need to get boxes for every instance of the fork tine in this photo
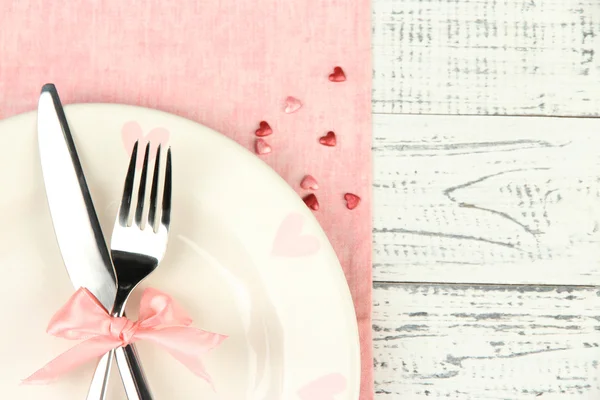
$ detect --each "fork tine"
[118,141,139,226]
[161,147,172,228]
[134,143,151,227]
[147,145,162,231]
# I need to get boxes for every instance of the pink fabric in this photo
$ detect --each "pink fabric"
[0,1,373,398]
[24,288,226,384]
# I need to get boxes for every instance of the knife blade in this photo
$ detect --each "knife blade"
[37,84,151,400]
[37,83,116,309]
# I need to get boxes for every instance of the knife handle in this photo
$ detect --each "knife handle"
[86,344,153,400]
[115,344,154,399]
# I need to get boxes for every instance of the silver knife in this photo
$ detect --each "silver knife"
[37,84,152,399]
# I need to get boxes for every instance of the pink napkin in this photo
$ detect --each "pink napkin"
[0,1,372,398]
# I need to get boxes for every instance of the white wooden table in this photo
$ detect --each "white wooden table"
[371,0,600,398]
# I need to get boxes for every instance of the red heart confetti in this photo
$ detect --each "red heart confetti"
[255,121,273,137]
[319,131,337,147]
[303,193,320,211]
[344,193,361,210]
[255,138,272,155]
[329,66,346,82]
[284,96,303,114]
[300,175,319,190]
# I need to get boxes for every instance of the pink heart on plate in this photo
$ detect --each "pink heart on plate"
[121,121,170,167]
[298,373,347,400]
[272,213,320,257]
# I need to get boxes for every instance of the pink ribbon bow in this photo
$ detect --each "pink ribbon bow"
[24,287,226,384]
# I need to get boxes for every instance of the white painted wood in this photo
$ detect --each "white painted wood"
[373,113,600,285]
[372,283,600,399]
[370,1,600,397]
[372,0,600,116]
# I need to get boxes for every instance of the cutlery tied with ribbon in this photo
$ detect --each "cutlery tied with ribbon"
[23,287,226,385]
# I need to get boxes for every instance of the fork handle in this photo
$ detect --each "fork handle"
[115,344,154,399]
[86,350,113,400]
[86,344,153,400]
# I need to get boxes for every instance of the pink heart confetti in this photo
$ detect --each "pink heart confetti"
[300,175,319,190]
[298,373,347,400]
[344,193,361,210]
[319,131,337,147]
[255,138,272,155]
[284,96,303,114]
[329,66,347,82]
[303,193,320,211]
[272,213,320,257]
[121,121,170,168]
[255,121,273,137]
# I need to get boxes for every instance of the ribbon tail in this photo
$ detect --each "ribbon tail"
[22,336,121,384]
[137,327,227,385]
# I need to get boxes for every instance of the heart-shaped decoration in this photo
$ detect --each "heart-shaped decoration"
[272,213,320,257]
[300,175,319,190]
[255,138,272,155]
[255,121,273,137]
[319,131,337,147]
[284,96,303,114]
[121,121,170,167]
[344,193,361,210]
[303,193,319,211]
[328,66,346,82]
[298,373,347,400]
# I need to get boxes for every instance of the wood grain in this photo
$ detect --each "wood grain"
[373,113,600,285]
[373,283,600,399]
[372,0,600,116]
[370,1,600,397]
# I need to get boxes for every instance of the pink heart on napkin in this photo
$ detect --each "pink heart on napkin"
[284,96,303,114]
[121,121,170,167]
[298,373,347,400]
[272,213,320,257]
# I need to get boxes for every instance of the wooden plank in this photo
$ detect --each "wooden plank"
[372,0,600,116]
[373,282,600,399]
[373,114,600,285]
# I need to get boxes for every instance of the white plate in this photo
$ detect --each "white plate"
[0,104,360,400]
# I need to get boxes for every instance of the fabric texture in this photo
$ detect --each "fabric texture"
[0,1,373,398]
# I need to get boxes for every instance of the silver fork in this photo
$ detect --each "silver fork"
[88,141,172,400]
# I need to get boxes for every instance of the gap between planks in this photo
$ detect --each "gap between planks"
[373,281,599,290]
[372,112,600,120]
